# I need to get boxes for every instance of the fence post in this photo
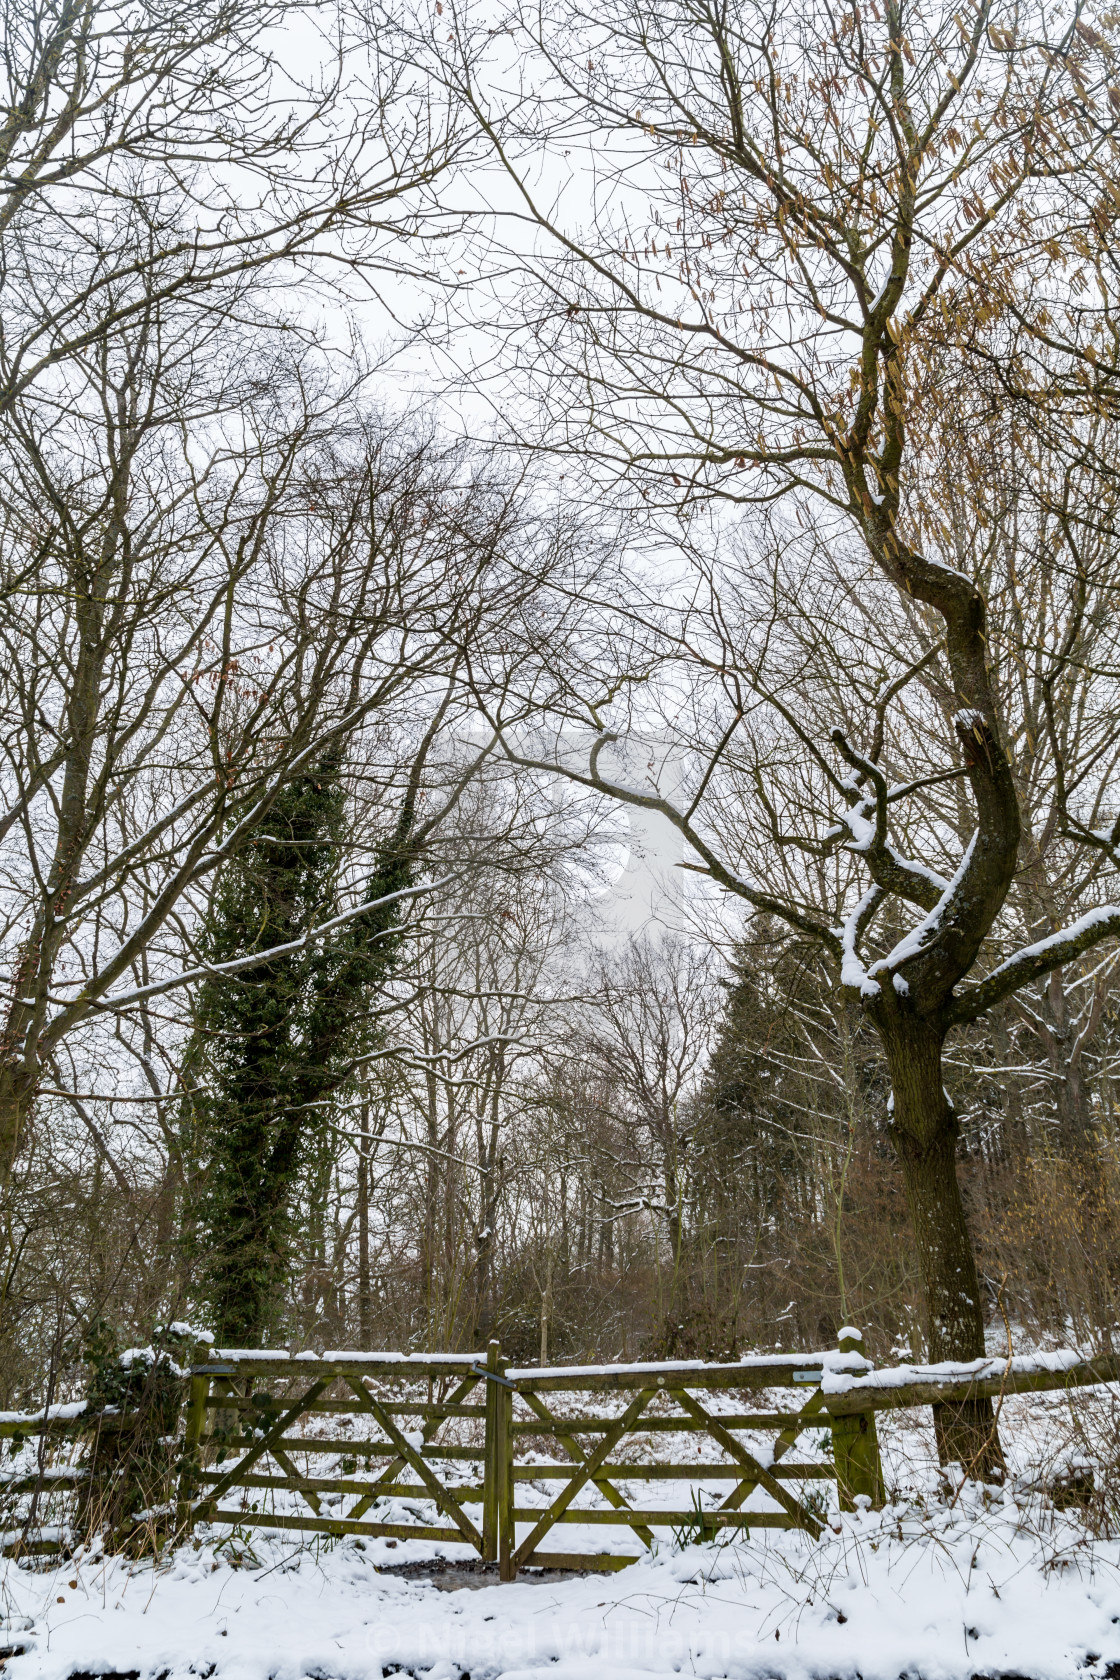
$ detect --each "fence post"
[832,1328,884,1512]
[497,1358,516,1581]
[176,1362,211,1535]
[482,1339,501,1561]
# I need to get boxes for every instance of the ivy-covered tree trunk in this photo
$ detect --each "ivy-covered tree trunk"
[183,768,412,1347]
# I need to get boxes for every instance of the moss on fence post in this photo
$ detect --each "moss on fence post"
[176,1362,212,1536]
[482,1340,502,1562]
[831,1328,884,1511]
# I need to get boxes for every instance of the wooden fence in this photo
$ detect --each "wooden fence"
[178,1331,880,1577]
[5,1336,1120,1576]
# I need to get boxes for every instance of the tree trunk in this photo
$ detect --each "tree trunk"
[422,1072,439,1342]
[540,1254,552,1366]
[358,1103,371,1352]
[0,1062,36,1187]
[882,1016,1004,1480]
[472,1160,499,1346]
[1038,971,1096,1150]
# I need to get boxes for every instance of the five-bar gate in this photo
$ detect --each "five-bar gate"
[179,1334,880,1578]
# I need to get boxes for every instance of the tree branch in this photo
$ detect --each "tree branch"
[946,906,1120,1026]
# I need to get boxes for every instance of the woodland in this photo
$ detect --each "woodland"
[4,0,1120,1496]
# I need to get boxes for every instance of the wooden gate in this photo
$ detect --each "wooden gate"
[178,1333,881,1577]
[13,1336,1118,1568]
[492,1331,879,1577]
[180,1345,504,1554]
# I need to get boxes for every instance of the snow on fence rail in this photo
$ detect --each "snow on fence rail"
[819,1348,1120,1412]
[179,1336,876,1577]
[4,1334,1119,1574]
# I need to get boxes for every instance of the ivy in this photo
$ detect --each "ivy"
[78,1320,200,1552]
[182,765,412,1346]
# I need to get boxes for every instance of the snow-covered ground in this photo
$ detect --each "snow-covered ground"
[3,1391,1120,1680]
[3,1492,1120,1680]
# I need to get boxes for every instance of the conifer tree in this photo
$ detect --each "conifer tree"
[183,768,411,1345]
[693,925,815,1244]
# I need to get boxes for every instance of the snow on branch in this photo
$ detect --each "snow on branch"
[837,884,885,997]
[83,878,451,1013]
[864,831,978,984]
[947,904,1120,1025]
[830,731,947,911]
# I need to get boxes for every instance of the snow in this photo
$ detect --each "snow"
[838,796,874,852]
[867,831,977,981]
[0,1466,83,1487]
[208,1350,483,1365]
[830,775,950,909]
[4,1491,1120,1679]
[0,1402,87,1428]
[504,1351,872,1380]
[971,905,1120,990]
[920,554,968,580]
[885,842,949,892]
[820,1348,1089,1395]
[168,1321,214,1344]
[837,886,882,998]
[5,1382,1120,1678]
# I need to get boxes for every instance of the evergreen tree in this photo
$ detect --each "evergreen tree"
[693,920,901,1349]
[183,767,411,1345]
[692,922,814,1241]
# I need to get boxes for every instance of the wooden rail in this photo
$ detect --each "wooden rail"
[0,1409,110,1440]
[820,1352,1120,1416]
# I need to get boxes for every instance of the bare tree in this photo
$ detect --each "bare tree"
[0,0,471,415]
[921,380,1120,1155]
[0,272,568,1188]
[570,935,714,1265]
[0,0,505,1195]
[437,0,1120,1469]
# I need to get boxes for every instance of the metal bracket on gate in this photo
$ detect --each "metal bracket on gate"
[469,1363,516,1387]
